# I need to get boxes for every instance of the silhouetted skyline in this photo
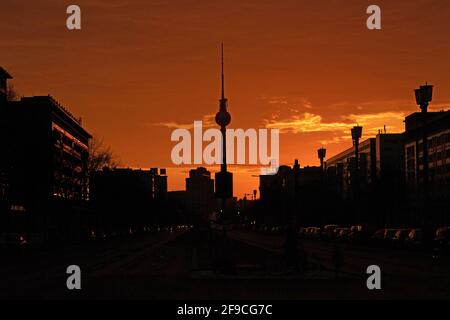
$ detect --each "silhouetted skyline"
[3,0,450,196]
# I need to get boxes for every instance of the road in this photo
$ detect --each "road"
[227,230,450,299]
[0,230,190,299]
[1,229,449,299]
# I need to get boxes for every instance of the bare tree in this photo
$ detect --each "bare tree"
[7,83,20,101]
[88,136,119,173]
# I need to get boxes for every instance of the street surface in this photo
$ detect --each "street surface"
[228,230,450,299]
[1,229,449,299]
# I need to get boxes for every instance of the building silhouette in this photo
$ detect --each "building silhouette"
[150,168,168,202]
[167,190,189,224]
[259,163,322,225]
[186,167,216,220]
[0,68,91,242]
[322,107,450,226]
[404,110,450,200]
[326,133,404,199]
[0,67,12,103]
[90,167,167,234]
[256,103,450,228]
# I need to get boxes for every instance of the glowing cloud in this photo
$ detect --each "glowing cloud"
[265,110,407,145]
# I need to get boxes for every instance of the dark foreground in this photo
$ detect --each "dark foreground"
[1,229,449,300]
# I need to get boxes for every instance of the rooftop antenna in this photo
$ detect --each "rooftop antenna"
[221,43,225,100]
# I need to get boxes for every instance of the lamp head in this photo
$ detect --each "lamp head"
[351,126,363,141]
[318,147,326,159]
[420,84,433,103]
[415,83,433,112]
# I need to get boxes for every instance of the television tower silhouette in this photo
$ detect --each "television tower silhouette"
[215,43,233,219]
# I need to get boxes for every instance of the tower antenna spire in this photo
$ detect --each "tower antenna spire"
[221,43,225,100]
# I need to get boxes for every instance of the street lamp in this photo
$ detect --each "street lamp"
[351,126,363,200]
[414,83,433,200]
[284,159,301,271]
[351,126,363,164]
[351,125,363,144]
[317,147,326,173]
[415,83,433,113]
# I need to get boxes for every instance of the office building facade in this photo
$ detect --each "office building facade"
[0,68,92,240]
[404,111,450,199]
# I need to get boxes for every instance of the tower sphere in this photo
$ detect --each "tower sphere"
[215,110,231,127]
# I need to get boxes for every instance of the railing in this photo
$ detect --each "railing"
[47,95,82,125]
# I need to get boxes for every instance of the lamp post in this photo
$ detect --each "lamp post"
[318,148,327,186]
[351,126,363,199]
[284,159,300,271]
[414,83,433,200]
[317,147,326,174]
[351,126,362,224]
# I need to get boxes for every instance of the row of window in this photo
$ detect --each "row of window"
[406,145,450,160]
[430,165,450,175]
[429,149,450,162]
[429,132,450,148]
[411,164,450,177]
[406,151,450,165]
[52,128,88,155]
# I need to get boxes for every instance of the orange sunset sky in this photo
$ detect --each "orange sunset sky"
[2,0,450,198]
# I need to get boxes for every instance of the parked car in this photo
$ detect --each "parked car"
[392,228,411,247]
[260,224,269,233]
[0,233,28,248]
[271,226,283,235]
[383,229,398,245]
[347,225,368,243]
[302,227,311,239]
[404,228,424,250]
[336,228,351,241]
[434,227,450,252]
[94,231,107,241]
[322,224,339,240]
[304,227,321,240]
[333,227,346,240]
[370,228,386,246]
[311,227,322,240]
[298,227,307,239]
[303,227,314,239]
